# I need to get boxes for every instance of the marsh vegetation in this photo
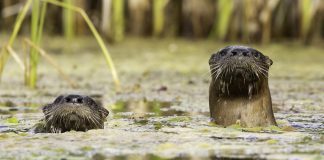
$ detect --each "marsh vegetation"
[0,0,323,159]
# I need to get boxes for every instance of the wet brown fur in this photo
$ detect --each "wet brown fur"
[209,46,277,127]
[42,95,109,133]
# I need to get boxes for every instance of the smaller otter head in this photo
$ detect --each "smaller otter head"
[43,95,109,133]
[209,46,273,97]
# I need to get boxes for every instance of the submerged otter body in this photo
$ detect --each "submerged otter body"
[209,46,277,127]
[40,95,109,133]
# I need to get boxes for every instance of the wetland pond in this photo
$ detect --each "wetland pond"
[0,38,323,159]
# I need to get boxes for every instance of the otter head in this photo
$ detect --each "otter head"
[209,46,273,98]
[43,95,109,133]
[209,46,277,127]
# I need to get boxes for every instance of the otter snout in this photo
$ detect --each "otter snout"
[229,48,251,57]
[64,95,84,104]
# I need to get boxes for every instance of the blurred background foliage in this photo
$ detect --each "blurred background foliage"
[0,0,324,45]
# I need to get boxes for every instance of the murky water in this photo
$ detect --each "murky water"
[111,99,208,117]
[0,38,323,159]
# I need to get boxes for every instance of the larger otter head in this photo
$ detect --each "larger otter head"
[43,95,109,133]
[209,46,273,98]
[209,46,277,127]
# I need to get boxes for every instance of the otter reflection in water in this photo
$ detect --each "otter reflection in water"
[209,46,277,127]
[36,95,109,133]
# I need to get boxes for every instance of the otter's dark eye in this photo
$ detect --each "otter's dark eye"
[65,97,71,103]
[77,98,83,103]
[84,97,96,106]
[231,51,238,56]
[252,52,259,58]
[220,51,226,56]
[53,95,64,104]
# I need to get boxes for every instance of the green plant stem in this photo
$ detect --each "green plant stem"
[37,2,47,43]
[26,1,47,87]
[29,0,41,88]
[41,0,120,89]
[112,0,125,42]
[301,0,312,38]
[63,0,75,40]
[0,0,33,80]
[211,0,234,40]
[300,0,319,44]
[153,0,167,36]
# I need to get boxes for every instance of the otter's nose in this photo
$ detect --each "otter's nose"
[230,48,251,57]
[64,95,84,104]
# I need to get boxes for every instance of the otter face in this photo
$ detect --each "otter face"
[43,95,109,133]
[209,46,277,127]
[209,46,272,83]
[209,46,273,97]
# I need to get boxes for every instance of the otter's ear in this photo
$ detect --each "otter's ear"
[53,95,64,103]
[209,52,218,64]
[94,100,109,118]
[100,108,109,118]
[265,56,273,66]
[42,104,51,114]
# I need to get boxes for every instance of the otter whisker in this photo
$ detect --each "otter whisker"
[219,65,227,81]
[89,116,100,128]
[86,113,99,127]
[251,64,260,80]
[256,64,269,72]
[213,69,221,80]
[254,65,268,77]
[210,63,223,69]
[257,68,268,78]
[91,113,103,125]
[213,64,225,81]
[85,116,94,128]
[257,66,269,73]
[203,64,221,78]
[210,68,219,78]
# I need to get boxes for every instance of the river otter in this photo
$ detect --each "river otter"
[38,94,109,133]
[209,46,277,127]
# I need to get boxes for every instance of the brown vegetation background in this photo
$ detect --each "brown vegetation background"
[1,0,324,44]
